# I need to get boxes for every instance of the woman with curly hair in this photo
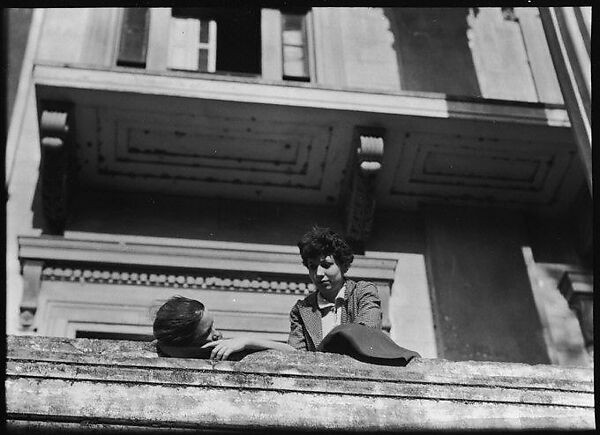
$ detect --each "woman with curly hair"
[289,227,383,351]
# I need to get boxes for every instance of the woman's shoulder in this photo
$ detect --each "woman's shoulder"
[346,279,376,289]
[292,291,318,309]
[345,279,378,296]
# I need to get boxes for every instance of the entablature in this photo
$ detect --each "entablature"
[18,235,397,280]
[34,63,570,127]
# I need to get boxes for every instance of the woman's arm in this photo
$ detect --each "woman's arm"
[201,336,296,361]
[288,301,309,350]
[355,282,383,329]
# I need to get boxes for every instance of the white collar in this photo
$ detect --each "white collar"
[317,285,346,309]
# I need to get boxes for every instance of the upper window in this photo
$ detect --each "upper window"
[116,7,316,82]
[281,11,311,81]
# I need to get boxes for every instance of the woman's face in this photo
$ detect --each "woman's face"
[306,254,345,300]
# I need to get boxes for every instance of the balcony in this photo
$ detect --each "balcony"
[6,335,594,432]
[34,62,582,218]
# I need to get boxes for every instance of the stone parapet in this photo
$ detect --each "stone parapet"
[6,335,594,432]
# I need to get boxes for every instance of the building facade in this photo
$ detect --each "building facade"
[6,7,592,368]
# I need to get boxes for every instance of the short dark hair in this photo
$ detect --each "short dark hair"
[297,227,354,273]
[153,296,205,346]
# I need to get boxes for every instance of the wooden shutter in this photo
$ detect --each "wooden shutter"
[117,8,150,67]
[168,16,217,72]
[168,17,201,71]
[281,13,310,81]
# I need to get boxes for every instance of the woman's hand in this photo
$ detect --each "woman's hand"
[200,338,250,361]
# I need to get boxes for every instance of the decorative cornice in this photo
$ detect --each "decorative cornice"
[41,265,313,296]
[33,64,570,127]
[18,236,398,281]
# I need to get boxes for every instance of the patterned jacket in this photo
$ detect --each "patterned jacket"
[288,279,382,351]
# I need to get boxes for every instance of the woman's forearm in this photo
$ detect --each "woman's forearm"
[246,338,297,352]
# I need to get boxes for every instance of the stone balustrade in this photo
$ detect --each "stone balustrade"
[6,335,594,432]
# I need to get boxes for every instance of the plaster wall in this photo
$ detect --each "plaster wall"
[321,7,561,103]
[424,205,550,364]
[6,8,33,125]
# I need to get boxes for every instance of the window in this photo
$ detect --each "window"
[281,10,312,81]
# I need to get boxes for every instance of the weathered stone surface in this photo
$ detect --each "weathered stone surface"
[6,335,594,432]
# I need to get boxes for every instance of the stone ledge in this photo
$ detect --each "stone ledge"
[6,335,595,432]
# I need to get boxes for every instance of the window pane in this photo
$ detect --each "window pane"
[282,14,304,31]
[283,45,305,62]
[198,48,209,71]
[283,45,308,77]
[283,29,304,46]
[199,19,210,43]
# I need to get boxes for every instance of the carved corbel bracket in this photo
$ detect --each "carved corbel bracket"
[558,271,593,355]
[344,128,385,254]
[20,260,44,330]
[39,102,74,235]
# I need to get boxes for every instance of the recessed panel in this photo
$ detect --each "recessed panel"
[385,132,575,208]
[422,151,540,182]
[75,105,337,202]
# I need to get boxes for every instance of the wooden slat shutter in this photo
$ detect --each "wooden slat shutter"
[117,8,150,67]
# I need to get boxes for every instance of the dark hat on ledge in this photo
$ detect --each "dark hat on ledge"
[317,323,421,366]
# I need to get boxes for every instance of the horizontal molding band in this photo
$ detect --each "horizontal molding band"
[19,235,397,280]
[6,361,593,407]
[41,265,313,295]
[34,64,570,127]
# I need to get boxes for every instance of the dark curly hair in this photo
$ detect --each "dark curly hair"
[153,296,205,346]
[297,227,354,273]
